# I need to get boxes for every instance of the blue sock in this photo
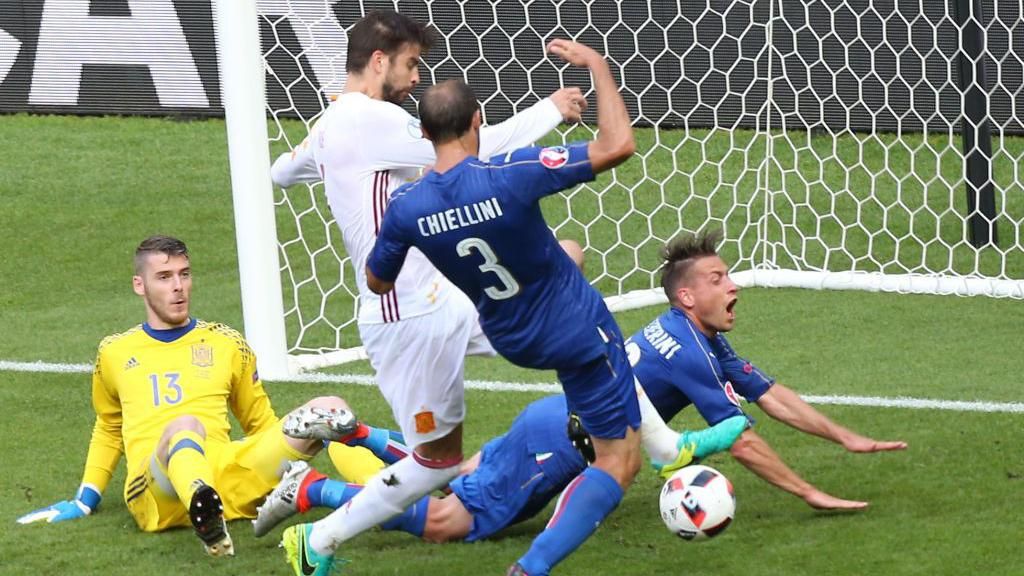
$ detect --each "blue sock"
[312,479,363,509]
[516,467,623,576]
[345,426,410,465]
[378,495,430,537]
[307,479,429,538]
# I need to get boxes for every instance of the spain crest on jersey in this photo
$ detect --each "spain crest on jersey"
[191,343,214,368]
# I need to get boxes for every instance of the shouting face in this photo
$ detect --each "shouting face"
[676,255,738,336]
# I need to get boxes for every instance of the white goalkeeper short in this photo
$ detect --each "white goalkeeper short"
[359,290,495,448]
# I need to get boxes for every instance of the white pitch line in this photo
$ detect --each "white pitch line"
[3,359,1022,414]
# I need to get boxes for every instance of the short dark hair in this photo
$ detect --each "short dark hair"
[135,235,189,274]
[419,79,479,144]
[346,10,435,73]
[659,230,722,301]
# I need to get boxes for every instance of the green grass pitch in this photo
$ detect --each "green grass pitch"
[0,114,1022,575]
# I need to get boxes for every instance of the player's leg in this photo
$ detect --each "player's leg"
[215,398,356,524]
[254,459,443,540]
[279,395,402,483]
[322,424,410,479]
[280,395,357,454]
[284,297,477,570]
[510,325,642,576]
[421,495,474,542]
[153,415,234,556]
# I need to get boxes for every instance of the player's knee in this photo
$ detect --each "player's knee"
[415,426,464,463]
[593,452,641,488]
[163,414,205,437]
[422,496,471,543]
[558,239,585,271]
[302,395,351,412]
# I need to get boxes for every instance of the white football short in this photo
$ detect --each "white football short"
[359,291,495,447]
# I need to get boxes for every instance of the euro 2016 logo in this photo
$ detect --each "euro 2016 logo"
[539,146,569,169]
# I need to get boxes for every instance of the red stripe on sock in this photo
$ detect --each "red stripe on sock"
[546,475,585,529]
[295,466,328,513]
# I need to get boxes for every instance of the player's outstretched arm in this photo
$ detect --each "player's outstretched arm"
[756,383,907,453]
[547,39,634,173]
[19,353,124,525]
[730,428,868,510]
[270,120,323,187]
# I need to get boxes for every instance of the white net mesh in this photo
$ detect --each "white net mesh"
[256,0,1024,363]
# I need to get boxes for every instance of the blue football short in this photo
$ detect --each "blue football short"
[449,406,584,541]
[557,317,642,440]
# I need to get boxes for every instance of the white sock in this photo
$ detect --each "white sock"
[308,453,461,555]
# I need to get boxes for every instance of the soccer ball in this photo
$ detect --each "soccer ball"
[658,464,735,541]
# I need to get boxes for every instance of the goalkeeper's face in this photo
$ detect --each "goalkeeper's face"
[381,43,423,105]
[133,253,192,329]
[678,255,738,336]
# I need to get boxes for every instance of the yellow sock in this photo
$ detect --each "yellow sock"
[327,442,385,484]
[165,430,215,506]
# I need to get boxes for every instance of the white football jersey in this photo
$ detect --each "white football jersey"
[272,91,562,325]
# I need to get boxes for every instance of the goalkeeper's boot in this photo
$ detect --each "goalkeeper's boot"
[283,407,359,442]
[680,414,749,460]
[282,523,337,576]
[254,460,326,537]
[189,484,234,557]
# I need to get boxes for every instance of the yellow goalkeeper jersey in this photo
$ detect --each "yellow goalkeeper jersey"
[82,318,278,498]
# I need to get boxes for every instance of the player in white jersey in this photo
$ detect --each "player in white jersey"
[269,11,587,574]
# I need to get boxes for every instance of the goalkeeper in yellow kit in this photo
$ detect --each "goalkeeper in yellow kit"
[16,235,383,557]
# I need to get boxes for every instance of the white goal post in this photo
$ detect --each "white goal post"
[217,0,1024,379]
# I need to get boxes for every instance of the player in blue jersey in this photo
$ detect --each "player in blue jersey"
[255,392,745,543]
[360,39,639,576]
[628,230,908,510]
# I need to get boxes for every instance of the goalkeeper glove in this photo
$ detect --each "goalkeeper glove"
[17,484,101,524]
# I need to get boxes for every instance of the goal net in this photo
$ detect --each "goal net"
[238,0,1024,372]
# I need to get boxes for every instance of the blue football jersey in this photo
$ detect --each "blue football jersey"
[627,307,775,425]
[368,143,614,369]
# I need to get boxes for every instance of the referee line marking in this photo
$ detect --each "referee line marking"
[3,359,1022,414]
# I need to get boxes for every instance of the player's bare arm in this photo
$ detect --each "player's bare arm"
[756,383,907,453]
[546,39,635,173]
[730,428,868,510]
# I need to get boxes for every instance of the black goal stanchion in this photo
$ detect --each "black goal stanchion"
[954,0,998,248]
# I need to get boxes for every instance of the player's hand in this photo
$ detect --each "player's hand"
[547,39,604,69]
[16,484,100,525]
[549,87,587,123]
[803,489,868,511]
[17,500,91,524]
[842,435,908,453]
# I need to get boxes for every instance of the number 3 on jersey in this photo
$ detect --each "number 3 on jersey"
[456,237,520,300]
